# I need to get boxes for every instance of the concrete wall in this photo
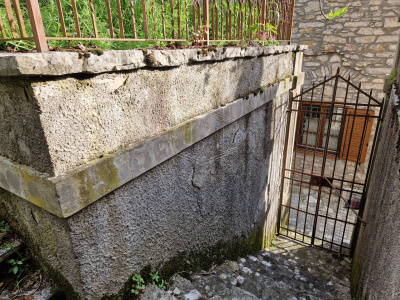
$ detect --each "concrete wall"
[292,0,400,100]
[0,46,305,299]
[351,86,400,300]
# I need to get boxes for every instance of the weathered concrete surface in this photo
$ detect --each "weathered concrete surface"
[352,86,400,300]
[0,45,307,77]
[0,47,305,299]
[0,48,297,177]
[292,0,400,100]
[1,91,290,299]
[0,78,295,218]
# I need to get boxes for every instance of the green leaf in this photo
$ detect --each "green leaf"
[266,23,278,34]
[344,257,351,264]
[17,261,23,265]
[333,7,348,18]
[327,7,348,20]
[21,257,28,261]
[13,266,18,274]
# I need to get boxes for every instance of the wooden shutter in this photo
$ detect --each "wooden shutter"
[340,109,374,163]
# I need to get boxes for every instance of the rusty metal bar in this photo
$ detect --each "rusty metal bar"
[70,0,81,37]
[25,0,48,52]
[105,0,114,38]
[89,0,98,38]
[302,76,327,243]
[55,0,67,37]
[323,177,366,225]
[116,0,125,38]
[0,14,7,38]
[4,0,18,38]
[141,0,149,38]
[311,69,340,246]
[130,0,138,39]
[281,204,357,226]
[321,74,351,249]
[204,0,209,45]
[170,0,175,39]
[12,0,27,37]
[151,0,156,39]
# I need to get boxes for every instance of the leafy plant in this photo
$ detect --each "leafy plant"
[150,271,167,290]
[321,273,330,280]
[387,68,398,85]
[191,26,208,47]
[326,7,348,20]
[7,257,29,275]
[131,274,146,295]
[246,22,279,46]
[0,219,10,232]
[319,0,347,21]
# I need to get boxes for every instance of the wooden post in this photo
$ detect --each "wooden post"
[203,0,209,45]
[25,0,48,52]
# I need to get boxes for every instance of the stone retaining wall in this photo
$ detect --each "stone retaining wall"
[0,46,305,299]
[292,0,400,100]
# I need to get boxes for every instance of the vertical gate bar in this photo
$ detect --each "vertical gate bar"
[311,69,340,246]
[170,0,175,39]
[55,0,67,37]
[277,90,294,236]
[289,0,295,44]
[204,0,209,45]
[220,0,223,39]
[198,0,201,33]
[331,81,362,252]
[25,0,48,52]
[184,0,189,39]
[295,82,316,241]
[151,0,156,39]
[130,0,138,39]
[141,0,149,38]
[178,0,181,39]
[0,14,7,38]
[303,75,327,243]
[116,0,125,38]
[12,0,27,37]
[4,0,18,38]
[321,74,351,250]
[339,90,373,253]
[192,1,196,31]
[105,0,114,38]
[211,0,214,40]
[89,0,98,38]
[350,96,387,257]
[70,0,81,37]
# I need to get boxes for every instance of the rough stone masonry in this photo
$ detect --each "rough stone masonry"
[292,0,400,100]
[0,46,305,299]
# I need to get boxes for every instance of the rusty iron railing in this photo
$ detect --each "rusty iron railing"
[0,0,294,52]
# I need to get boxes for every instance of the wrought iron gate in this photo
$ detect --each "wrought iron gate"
[278,69,386,256]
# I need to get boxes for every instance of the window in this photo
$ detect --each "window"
[296,103,374,163]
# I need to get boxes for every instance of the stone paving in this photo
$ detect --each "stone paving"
[141,236,352,300]
[285,184,358,255]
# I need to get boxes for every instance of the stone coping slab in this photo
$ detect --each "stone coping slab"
[0,45,307,77]
[0,77,295,218]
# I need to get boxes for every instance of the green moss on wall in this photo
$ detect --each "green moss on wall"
[101,225,265,300]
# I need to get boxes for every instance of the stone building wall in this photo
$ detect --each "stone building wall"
[291,0,400,100]
[351,86,400,300]
[0,46,305,299]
